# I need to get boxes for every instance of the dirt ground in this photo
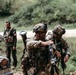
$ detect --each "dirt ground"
[13,70,76,75]
[12,69,23,75]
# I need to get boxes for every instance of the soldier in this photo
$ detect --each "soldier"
[21,23,56,75]
[47,25,70,74]
[3,21,17,69]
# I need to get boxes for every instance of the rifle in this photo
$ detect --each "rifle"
[55,42,66,75]
[59,43,66,75]
[20,31,27,59]
[49,45,60,75]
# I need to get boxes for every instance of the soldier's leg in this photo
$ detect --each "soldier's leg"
[22,65,28,75]
[21,57,30,75]
[6,46,11,66]
[12,48,17,67]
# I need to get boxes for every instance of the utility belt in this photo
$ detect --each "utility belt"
[4,36,13,43]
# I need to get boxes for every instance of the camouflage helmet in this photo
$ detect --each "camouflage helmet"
[33,23,47,33]
[52,25,66,35]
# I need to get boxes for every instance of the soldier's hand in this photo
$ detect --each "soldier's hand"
[13,46,16,50]
[47,40,54,45]
[41,40,54,46]
[55,51,61,58]
[64,55,69,63]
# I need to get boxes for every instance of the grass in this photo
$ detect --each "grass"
[66,37,76,54]
[64,37,76,74]
[0,17,34,31]
[63,23,76,29]
[0,18,76,32]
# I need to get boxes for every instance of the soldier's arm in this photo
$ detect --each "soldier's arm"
[27,39,53,49]
[62,39,70,62]
[63,40,70,63]
[46,32,52,40]
[62,38,70,57]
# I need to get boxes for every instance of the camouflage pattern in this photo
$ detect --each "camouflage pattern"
[52,37,70,55]
[50,25,70,55]
[52,25,66,35]
[46,31,70,75]
[21,37,52,75]
[33,23,47,32]
[21,24,61,75]
[46,31,70,57]
[46,24,70,74]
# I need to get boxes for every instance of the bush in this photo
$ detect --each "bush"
[0,0,11,16]
[71,54,76,62]
[9,0,76,26]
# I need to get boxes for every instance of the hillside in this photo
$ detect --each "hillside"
[0,0,76,26]
[11,0,36,12]
[9,0,76,26]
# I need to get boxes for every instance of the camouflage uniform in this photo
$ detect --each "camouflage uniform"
[51,25,70,56]
[28,38,50,74]
[3,27,17,67]
[46,25,70,73]
[49,36,70,57]
[21,23,51,75]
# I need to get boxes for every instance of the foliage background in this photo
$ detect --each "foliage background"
[0,0,76,26]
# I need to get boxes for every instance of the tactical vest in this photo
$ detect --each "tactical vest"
[4,28,14,46]
[28,46,50,69]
